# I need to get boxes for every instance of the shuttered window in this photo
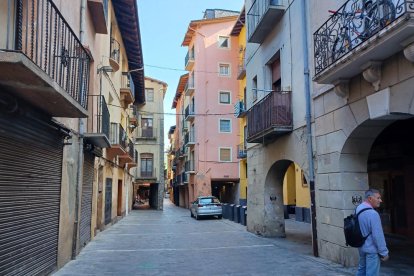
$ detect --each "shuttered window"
[219,148,231,162]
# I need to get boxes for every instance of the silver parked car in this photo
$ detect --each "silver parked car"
[190,196,222,220]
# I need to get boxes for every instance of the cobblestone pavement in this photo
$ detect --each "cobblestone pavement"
[54,200,403,276]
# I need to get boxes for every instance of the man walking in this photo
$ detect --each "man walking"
[356,189,389,276]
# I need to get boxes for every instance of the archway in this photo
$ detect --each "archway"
[367,118,414,271]
[264,160,313,252]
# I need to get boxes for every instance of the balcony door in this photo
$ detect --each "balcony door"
[141,118,153,138]
[271,58,281,92]
[141,153,153,178]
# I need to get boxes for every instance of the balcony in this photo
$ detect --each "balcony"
[234,100,247,118]
[135,168,157,182]
[129,106,138,127]
[247,91,292,143]
[120,72,135,108]
[178,145,187,159]
[185,130,196,147]
[184,77,195,96]
[135,127,157,140]
[84,95,111,148]
[109,37,120,72]
[185,160,196,174]
[237,143,247,159]
[107,123,127,158]
[314,0,414,84]
[185,104,195,121]
[87,0,108,34]
[118,140,136,168]
[185,47,195,71]
[247,0,286,43]
[237,48,246,80]
[0,0,90,118]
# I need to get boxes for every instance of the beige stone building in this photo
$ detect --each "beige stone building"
[0,0,145,274]
[133,77,167,210]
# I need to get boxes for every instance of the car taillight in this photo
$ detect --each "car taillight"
[198,204,204,207]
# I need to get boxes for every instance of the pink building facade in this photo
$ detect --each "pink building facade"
[172,10,241,208]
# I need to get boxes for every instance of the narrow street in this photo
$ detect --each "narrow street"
[55,200,354,276]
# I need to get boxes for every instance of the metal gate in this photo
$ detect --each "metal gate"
[105,178,112,225]
[0,109,64,275]
[79,152,94,250]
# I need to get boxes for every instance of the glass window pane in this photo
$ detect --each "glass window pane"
[220,119,231,132]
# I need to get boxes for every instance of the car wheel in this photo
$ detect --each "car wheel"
[218,215,222,219]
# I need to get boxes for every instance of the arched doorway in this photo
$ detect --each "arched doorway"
[367,118,414,271]
[263,160,313,252]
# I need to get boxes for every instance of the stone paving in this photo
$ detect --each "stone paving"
[54,200,404,276]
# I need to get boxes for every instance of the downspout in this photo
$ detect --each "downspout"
[301,0,318,257]
[72,0,87,259]
[125,163,129,216]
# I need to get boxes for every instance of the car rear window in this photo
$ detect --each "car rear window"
[199,198,220,204]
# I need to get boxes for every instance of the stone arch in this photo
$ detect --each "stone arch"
[318,86,414,266]
[263,159,292,237]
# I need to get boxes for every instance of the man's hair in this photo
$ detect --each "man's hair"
[365,188,380,199]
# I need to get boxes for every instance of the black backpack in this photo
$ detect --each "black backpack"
[344,207,372,247]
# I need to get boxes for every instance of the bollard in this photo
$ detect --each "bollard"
[222,203,228,219]
[229,204,235,221]
[234,205,241,223]
[240,206,247,226]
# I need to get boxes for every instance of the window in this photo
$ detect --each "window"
[219,119,231,133]
[218,36,229,48]
[141,118,153,137]
[252,76,257,101]
[146,88,154,102]
[271,58,281,92]
[219,91,230,104]
[219,148,231,162]
[140,153,153,177]
[219,63,230,76]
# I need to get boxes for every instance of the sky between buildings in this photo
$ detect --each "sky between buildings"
[138,0,244,151]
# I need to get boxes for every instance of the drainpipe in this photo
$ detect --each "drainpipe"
[72,0,87,259]
[125,163,129,215]
[301,0,318,257]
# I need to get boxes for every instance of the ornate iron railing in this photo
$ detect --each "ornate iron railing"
[110,123,127,149]
[88,95,110,137]
[121,72,135,98]
[314,0,408,75]
[0,0,91,108]
[110,37,120,64]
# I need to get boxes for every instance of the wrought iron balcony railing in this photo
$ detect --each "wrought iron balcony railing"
[185,47,195,70]
[137,168,157,179]
[184,76,195,96]
[237,142,247,159]
[185,130,196,146]
[185,159,195,173]
[247,91,292,143]
[247,0,286,43]
[120,72,135,107]
[110,123,127,149]
[0,0,91,110]
[185,104,195,121]
[234,100,247,118]
[135,127,157,139]
[84,95,111,148]
[314,0,407,76]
